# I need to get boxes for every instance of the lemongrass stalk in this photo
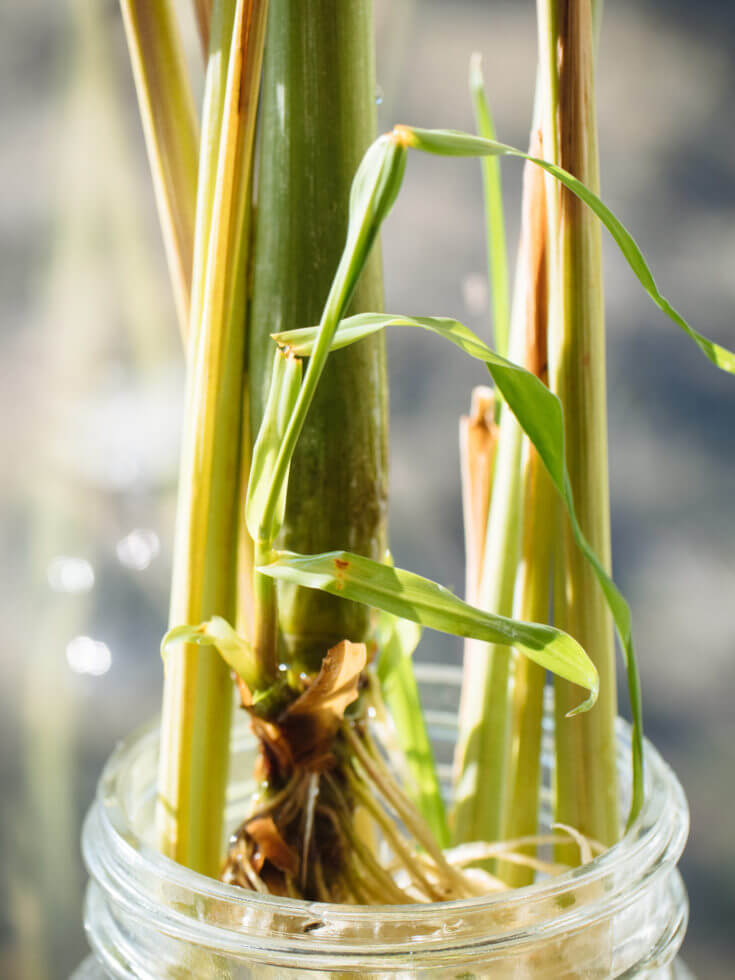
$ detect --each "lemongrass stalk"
[248,0,387,676]
[192,0,213,55]
[451,264,526,847]
[540,0,619,852]
[454,385,499,843]
[157,0,269,875]
[119,0,199,341]
[500,131,552,885]
[455,385,497,844]
[452,119,548,847]
[469,55,510,361]
[188,0,239,352]
[377,651,449,847]
[500,452,553,886]
[371,597,446,843]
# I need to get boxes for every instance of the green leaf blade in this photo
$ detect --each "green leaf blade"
[258,550,599,707]
[271,310,642,819]
[267,117,729,826]
[161,615,262,693]
[469,54,510,360]
[246,349,302,541]
[401,126,735,375]
[258,135,407,542]
[374,610,449,846]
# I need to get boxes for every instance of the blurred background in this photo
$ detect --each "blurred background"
[2,0,734,976]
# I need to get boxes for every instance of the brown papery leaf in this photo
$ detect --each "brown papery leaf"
[280,640,367,769]
[289,640,367,719]
[246,815,300,876]
[250,715,294,777]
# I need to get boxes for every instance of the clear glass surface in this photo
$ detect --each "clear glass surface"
[78,672,690,978]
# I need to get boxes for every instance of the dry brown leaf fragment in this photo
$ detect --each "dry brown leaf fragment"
[244,640,367,777]
[278,640,367,768]
[250,715,294,778]
[246,815,300,876]
[287,640,367,720]
[460,386,498,603]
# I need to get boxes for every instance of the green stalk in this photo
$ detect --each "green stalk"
[382,654,449,846]
[500,133,552,885]
[452,261,526,847]
[156,0,268,875]
[501,452,553,885]
[469,55,510,361]
[376,619,449,847]
[249,0,388,676]
[119,0,199,341]
[452,120,547,848]
[540,0,619,852]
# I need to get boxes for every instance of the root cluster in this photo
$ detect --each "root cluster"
[222,659,602,904]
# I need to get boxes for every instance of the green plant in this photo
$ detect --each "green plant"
[121,0,733,902]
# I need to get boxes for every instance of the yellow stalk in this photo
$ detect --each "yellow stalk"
[451,376,523,845]
[119,0,199,341]
[501,453,553,886]
[452,131,547,845]
[157,0,269,875]
[189,0,238,350]
[501,132,552,886]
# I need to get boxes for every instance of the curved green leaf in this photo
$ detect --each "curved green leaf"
[257,133,407,541]
[161,616,261,692]
[258,549,599,712]
[400,125,735,374]
[265,120,729,824]
[272,311,644,822]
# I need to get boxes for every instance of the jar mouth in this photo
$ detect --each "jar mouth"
[82,668,689,967]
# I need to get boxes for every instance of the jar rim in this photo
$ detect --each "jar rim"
[86,696,688,916]
[82,673,689,968]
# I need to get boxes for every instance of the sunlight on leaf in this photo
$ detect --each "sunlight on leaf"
[273,311,643,818]
[259,550,598,712]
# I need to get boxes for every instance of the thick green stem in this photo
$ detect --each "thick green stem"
[156,0,268,875]
[541,0,619,853]
[249,0,388,674]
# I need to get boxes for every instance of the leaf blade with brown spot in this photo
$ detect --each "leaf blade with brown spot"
[259,551,598,712]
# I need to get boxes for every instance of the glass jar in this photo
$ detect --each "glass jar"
[77,668,691,978]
